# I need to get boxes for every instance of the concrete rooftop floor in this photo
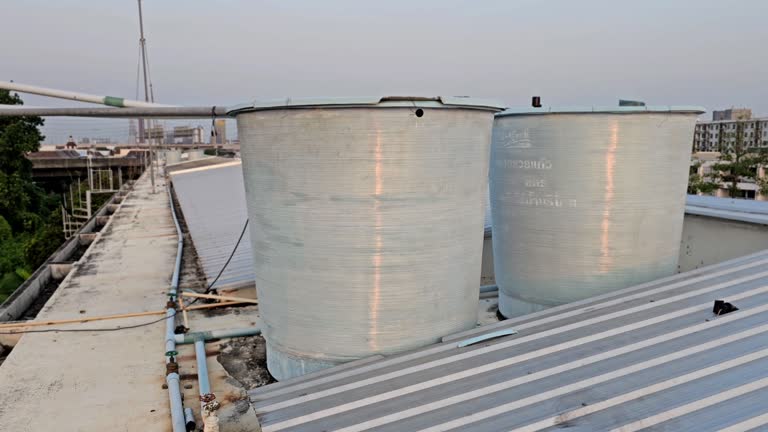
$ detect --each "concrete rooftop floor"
[0,171,263,432]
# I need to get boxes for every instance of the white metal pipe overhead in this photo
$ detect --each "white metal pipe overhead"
[0,105,229,118]
[0,80,172,108]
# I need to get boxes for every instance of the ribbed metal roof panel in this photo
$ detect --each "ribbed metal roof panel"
[686,195,768,225]
[248,248,768,432]
[170,161,255,290]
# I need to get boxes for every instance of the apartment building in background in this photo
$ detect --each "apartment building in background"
[693,107,768,152]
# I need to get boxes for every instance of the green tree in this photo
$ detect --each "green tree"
[711,121,768,198]
[687,174,719,195]
[0,90,45,230]
[0,90,63,301]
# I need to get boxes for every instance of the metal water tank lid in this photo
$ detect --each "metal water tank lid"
[490,105,704,318]
[227,95,506,114]
[231,96,505,380]
[495,105,705,117]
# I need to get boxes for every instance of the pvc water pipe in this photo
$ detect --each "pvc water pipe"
[195,339,212,406]
[169,194,183,294]
[0,105,229,118]
[166,371,186,432]
[174,327,262,344]
[165,183,187,432]
[184,408,196,431]
[0,80,173,108]
[480,284,498,293]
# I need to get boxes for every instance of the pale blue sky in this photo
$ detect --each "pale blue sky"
[2,0,767,143]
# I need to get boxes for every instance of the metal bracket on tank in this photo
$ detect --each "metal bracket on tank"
[456,328,518,348]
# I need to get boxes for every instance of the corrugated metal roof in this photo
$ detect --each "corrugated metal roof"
[26,150,82,159]
[248,249,768,432]
[170,161,255,289]
[686,195,768,225]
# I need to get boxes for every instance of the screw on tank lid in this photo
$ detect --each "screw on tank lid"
[496,105,706,117]
[227,96,506,115]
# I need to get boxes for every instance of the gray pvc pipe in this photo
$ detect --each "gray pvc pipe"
[195,340,212,410]
[0,105,230,118]
[174,327,262,344]
[166,372,186,432]
[480,284,499,293]
[165,184,187,432]
[184,408,196,431]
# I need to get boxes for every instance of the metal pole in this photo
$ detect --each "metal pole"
[87,157,93,190]
[86,190,92,219]
[138,0,155,194]
[61,205,66,238]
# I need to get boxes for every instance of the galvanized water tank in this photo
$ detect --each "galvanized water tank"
[490,106,704,318]
[230,96,503,380]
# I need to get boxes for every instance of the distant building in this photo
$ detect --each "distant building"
[143,126,165,142]
[65,136,77,149]
[213,119,227,145]
[171,125,204,145]
[91,137,112,145]
[692,108,768,152]
[618,99,645,107]
[712,108,752,121]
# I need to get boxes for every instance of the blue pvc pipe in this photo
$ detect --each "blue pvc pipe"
[166,372,186,432]
[165,184,187,432]
[184,408,196,431]
[195,339,211,408]
[175,327,262,344]
[480,284,498,294]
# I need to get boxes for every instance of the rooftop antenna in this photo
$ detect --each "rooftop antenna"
[137,0,156,193]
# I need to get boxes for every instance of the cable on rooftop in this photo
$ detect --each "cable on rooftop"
[0,313,171,335]
[185,218,250,308]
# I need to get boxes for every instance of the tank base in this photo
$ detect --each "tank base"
[266,341,347,381]
[498,293,554,319]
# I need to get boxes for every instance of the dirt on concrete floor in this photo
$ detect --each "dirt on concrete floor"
[0,344,9,368]
[217,335,275,390]
[20,278,60,320]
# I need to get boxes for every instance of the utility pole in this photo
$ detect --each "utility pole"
[137,0,156,193]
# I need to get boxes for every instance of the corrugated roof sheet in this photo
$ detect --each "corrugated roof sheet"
[170,160,254,289]
[686,195,768,225]
[26,150,82,159]
[248,249,768,432]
